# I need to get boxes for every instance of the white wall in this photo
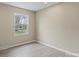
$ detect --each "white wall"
[0,4,36,50]
[36,2,79,55]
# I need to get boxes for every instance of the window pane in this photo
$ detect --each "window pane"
[15,13,28,34]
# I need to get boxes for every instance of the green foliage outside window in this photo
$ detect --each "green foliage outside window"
[15,13,28,34]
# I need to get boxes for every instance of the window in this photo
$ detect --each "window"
[14,13,29,35]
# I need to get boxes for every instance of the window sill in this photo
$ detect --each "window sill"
[14,32,29,37]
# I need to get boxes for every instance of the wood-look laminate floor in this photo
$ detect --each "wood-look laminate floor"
[0,42,75,57]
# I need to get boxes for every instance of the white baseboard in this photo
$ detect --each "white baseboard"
[0,40,36,50]
[37,41,79,57]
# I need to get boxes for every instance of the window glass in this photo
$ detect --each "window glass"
[14,13,29,35]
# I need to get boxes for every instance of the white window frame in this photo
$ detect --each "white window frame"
[14,13,29,36]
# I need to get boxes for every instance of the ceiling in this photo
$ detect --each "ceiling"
[2,2,59,11]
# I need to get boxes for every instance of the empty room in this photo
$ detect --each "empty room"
[0,2,79,57]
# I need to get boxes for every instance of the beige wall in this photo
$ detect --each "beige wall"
[1,2,79,55]
[36,2,79,55]
[0,4,36,49]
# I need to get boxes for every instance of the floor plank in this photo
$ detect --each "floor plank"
[0,42,75,57]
